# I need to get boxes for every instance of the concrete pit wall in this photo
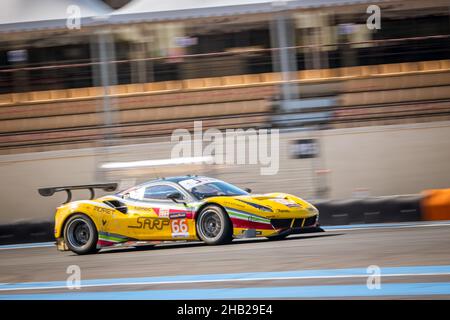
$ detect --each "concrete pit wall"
[0,120,450,225]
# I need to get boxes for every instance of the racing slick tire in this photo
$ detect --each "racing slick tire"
[196,205,233,245]
[64,214,99,255]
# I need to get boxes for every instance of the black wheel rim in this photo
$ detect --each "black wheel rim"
[199,210,222,239]
[67,218,92,248]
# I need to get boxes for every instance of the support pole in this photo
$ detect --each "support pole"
[270,7,299,108]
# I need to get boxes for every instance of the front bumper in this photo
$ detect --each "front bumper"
[276,225,324,236]
[269,214,322,235]
[270,215,318,229]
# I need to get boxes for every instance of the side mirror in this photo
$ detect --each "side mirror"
[244,188,252,193]
[167,191,184,202]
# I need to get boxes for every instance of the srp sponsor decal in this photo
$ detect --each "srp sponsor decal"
[128,217,170,230]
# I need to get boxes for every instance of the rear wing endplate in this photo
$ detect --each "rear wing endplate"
[38,183,118,204]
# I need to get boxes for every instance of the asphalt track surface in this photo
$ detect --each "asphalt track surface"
[1,221,450,299]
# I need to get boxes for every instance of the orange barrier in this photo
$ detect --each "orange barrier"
[421,189,450,221]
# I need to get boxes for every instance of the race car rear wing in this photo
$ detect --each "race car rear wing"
[38,183,118,204]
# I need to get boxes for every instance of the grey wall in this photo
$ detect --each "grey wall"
[1,120,449,224]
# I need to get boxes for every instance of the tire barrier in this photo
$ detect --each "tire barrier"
[0,220,54,245]
[312,195,423,226]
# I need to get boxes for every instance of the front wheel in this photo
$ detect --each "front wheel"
[64,214,99,255]
[196,205,233,245]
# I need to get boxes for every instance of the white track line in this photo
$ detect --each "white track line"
[2,272,450,292]
[323,222,450,232]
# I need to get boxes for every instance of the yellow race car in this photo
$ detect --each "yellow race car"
[39,175,321,255]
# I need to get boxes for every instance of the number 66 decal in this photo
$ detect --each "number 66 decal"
[171,219,189,236]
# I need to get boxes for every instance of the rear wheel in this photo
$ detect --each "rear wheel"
[196,205,233,245]
[64,214,99,255]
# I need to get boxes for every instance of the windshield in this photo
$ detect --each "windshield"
[179,178,248,199]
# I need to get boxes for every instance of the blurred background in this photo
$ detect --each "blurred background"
[0,0,450,230]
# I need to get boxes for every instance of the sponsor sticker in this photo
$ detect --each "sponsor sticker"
[272,198,301,208]
[128,217,170,230]
[169,212,187,219]
[179,177,219,190]
[93,207,114,215]
[159,208,170,218]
